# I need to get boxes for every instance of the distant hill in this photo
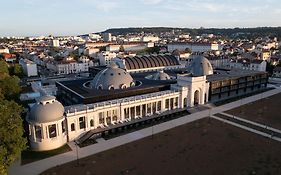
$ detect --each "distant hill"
[100,27,281,39]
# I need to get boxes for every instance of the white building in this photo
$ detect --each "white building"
[89,33,101,40]
[97,51,117,66]
[19,58,38,77]
[46,57,93,75]
[106,42,154,52]
[52,40,60,47]
[167,42,219,53]
[141,36,159,42]
[103,33,112,42]
[228,60,267,72]
[0,46,9,53]
[26,57,213,151]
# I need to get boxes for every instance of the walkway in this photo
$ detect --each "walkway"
[212,113,281,142]
[9,88,281,175]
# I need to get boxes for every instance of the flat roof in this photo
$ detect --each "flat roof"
[207,68,267,82]
[57,70,178,104]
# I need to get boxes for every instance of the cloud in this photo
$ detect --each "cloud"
[95,1,118,12]
[141,0,163,5]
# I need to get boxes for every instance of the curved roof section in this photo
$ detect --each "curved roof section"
[90,63,134,90]
[151,71,171,80]
[124,55,180,70]
[189,55,214,76]
[28,96,64,123]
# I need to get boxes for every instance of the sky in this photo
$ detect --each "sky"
[1,0,281,37]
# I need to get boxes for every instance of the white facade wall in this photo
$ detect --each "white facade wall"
[19,59,38,77]
[168,43,219,52]
[106,43,154,52]
[141,36,159,42]
[52,40,60,47]
[28,117,67,151]
[65,90,182,141]
[228,61,266,72]
[97,52,117,66]
[0,48,9,53]
[47,62,90,74]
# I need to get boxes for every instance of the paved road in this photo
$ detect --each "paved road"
[9,88,281,175]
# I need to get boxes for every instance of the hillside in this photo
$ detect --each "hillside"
[101,27,281,39]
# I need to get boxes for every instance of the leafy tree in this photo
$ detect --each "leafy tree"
[0,100,27,175]
[0,76,21,100]
[98,46,106,51]
[119,45,125,52]
[0,60,9,78]
[172,49,180,56]
[10,64,24,78]
[266,61,275,76]
[185,48,192,54]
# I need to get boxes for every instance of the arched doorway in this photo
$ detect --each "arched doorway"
[194,90,200,106]
[183,98,187,108]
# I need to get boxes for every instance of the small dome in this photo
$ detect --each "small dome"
[90,62,134,90]
[151,70,171,80]
[189,56,213,76]
[28,96,64,123]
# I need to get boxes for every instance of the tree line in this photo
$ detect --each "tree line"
[0,60,27,175]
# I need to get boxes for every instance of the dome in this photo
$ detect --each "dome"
[90,62,134,90]
[189,56,213,76]
[151,70,171,80]
[28,96,64,123]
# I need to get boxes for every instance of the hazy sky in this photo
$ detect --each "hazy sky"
[1,0,281,36]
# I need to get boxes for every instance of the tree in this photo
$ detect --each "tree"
[0,60,26,175]
[0,100,27,175]
[10,64,24,78]
[0,76,21,100]
[185,48,192,54]
[119,45,125,52]
[0,60,9,79]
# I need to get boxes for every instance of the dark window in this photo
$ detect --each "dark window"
[147,103,152,114]
[35,125,42,139]
[152,102,157,113]
[124,108,130,118]
[142,104,146,116]
[130,107,135,118]
[71,123,75,131]
[61,120,66,133]
[136,106,141,116]
[79,117,86,129]
[48,124,57,138]
[90,119,94,127]
[157,101,161,111]
[99,112,104,124]
[165,99,169,109]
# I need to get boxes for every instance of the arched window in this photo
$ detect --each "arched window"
[98,85,103,90]
[194,90,200,106]
[120,84,127,89]
[90,119,94,127]
[71,123,75,131]
[108,85,114,90]
[183,98,187,108]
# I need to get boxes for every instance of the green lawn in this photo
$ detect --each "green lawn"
[21,144,72,165]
